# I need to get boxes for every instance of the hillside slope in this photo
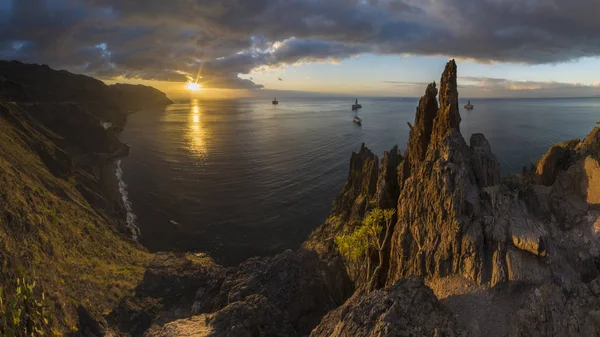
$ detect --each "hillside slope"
[0,62,172,335]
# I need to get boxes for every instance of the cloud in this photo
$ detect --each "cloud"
[2,0,600,89]
[461,76,600,91]
[383,77,600,97]
[457,76,600,97]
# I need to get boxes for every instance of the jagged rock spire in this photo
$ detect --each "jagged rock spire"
[406,82,438,168]
[432,59,461,146]
[404,60,461,171]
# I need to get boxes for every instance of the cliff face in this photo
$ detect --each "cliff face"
[310,278,466,337]
[386,60,600,295]
[303,60,600,336]
[0,62,174,335]
[6,59,600,337]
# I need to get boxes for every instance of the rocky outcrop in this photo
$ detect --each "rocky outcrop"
[406,82,438,168]
[76,305,109,337]
[509,279,600,337]
[113,249,351,336]
[134,60,600,337]
[535,139,580,186]
[305,144,379,257]
[109,253,225,336]
[384,60,600,293]
[332,143,380,219]
[375,145,402,210]
[304,143,403,290]
[470,133,501,187]
[148,295,297,337]
[310,278,466,337]
[206,249,350,334]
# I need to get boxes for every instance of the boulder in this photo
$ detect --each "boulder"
[147,295,296,337]
[209,249,351,334]
[110,253,225,336]
[509,280,600,337]
[310,278,466,337]
[535,139,580,186]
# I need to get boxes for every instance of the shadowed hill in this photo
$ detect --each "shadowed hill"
[0,101,152,335]
[0,60,172,126]
[0,61,174,335]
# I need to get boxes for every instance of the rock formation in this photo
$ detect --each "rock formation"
[310,278,466,337]
[303,59,600,336]
[136,250,351,336]
[4,59,600,337]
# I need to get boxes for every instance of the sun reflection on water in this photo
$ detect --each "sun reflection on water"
[186,100,209,159]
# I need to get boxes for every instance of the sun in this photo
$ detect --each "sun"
[185,81,201,91]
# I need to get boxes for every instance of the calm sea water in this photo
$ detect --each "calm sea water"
[119,97,600,265]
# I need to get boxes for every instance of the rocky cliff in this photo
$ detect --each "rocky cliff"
[4,59,600,337]
[118,60,600,337]
[0,62,173,335]
[305,60,600,336]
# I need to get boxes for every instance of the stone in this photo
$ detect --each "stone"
[505,247,550,284]
[470,133,500,187]
[535,139,580,186]
[509,218,547,257]
[375,146,403,210]
[147,295,297,337]
[406,82,438,168]
[310,278,466,337]
[210,249,351,335]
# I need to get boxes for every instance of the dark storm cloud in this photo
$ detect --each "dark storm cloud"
[2,0,600,89]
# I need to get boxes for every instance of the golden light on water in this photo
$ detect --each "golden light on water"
[186,99,209,158]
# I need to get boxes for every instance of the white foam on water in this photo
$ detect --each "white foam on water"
[116,159,140,240]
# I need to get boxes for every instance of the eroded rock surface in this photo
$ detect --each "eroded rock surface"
[310,278,466,337]
[146,60,600,337]
[148,295,297,337]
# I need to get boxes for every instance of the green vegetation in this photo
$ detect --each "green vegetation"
[326,215,342,228]
[0,277,54,337]
[0,103,152,334]
[335,208,396,284]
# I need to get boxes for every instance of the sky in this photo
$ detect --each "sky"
[2,0,600,99]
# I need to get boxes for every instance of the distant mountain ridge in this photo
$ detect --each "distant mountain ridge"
[0,60,172,125]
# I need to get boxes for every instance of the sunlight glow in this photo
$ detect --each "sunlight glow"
[185,81,202,91]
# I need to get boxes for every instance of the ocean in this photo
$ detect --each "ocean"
[118,97,600,265]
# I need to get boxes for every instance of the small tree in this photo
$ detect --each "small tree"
[362,208,396,272]
[335,208,396,285]
[334,227,368,282]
